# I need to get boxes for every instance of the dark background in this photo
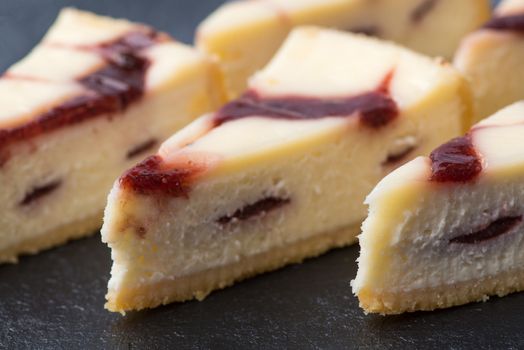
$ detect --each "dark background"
[0,0,521,349]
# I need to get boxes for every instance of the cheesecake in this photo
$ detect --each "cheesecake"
[102,27,472,312]
[0,8,225,263]
[455,0,524,122]
[353,101,524,314]
[196,0,490,97]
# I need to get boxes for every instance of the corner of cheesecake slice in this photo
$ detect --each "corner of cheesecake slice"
[102,26,472,312]
[195,0,490,97]
[353,101,524,315]
[0,8,225,263]
[454,0,524,123]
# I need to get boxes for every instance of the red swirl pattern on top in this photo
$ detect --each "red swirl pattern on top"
[0,29,161,166]
[429,135,483,183]
[119,71,398,198]
[213,71,398,129]
[483,13,524,32]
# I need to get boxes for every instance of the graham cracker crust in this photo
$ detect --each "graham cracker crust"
[358,268,524,315]
[0,213,102,263]
[106,223,361,313]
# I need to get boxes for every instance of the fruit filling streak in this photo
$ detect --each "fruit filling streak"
[217,197,291,225]
[126,138,158,159]
[121,71,398,197]
[450,216,522,244]
[430,135,482,183]
[484,13,524,32]
[19,179,62,206]
[0,30,159,165]
[411,0,439,23]
[213,72,398,129]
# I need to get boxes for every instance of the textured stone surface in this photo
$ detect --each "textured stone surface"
[1,235,524,349]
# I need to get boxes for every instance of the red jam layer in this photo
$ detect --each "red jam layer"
[411,0,439,23]
[119,155,198,197]
[213,77,398,129]
[429,135,482,183]
[450,216,522,244]
[126,138,157,159]
[382,144,416,166]
[80,30,158,109]
[0,30,158,164]
[349,25,381,37]
[484,14,524,32]
[121,73,397,197]
[217,196,290,225]
[19,179,61,206]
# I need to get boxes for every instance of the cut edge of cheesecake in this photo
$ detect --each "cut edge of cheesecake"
[105,223,360,313]
[102,27,472,313]
[454,0,524,123]
[0,8,226,263]
[353,101,524,314]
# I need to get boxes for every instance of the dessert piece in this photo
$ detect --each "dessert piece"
[196,0,490,97]
[353,101,524,314]
[454,0,524,122]
[0,8,224,263]
[102,27,472,312]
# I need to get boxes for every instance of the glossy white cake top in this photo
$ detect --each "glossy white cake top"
[0,80,82,128]
[0,8,208,131]
[370,101,524,200]
[251,27,459,108]
[473,102,524,171]
[161,27,465,165]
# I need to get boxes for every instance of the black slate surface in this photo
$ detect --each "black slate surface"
[0,0,521,349]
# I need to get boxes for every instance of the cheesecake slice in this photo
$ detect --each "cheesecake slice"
[455,0,524,122]
[196,0,490,97]
[102,27,472,312]
[353,101,524,314]
[0,8,224,263]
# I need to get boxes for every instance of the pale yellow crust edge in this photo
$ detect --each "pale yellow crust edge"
[106,223,361,313]
[358,268,524,315]
[0,213,102,263]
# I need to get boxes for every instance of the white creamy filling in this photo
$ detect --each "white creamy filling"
[0,70,216,254]
[358,177,524,293]
[105,95,464,291]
